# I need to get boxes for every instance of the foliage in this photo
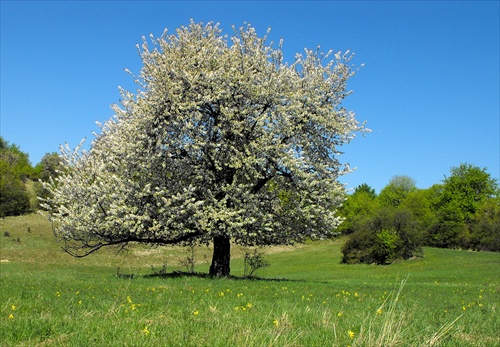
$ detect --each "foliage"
[341,180,424,264]
[354,183,377,198]
[0,137,33,181]
[0,137,32,217]
[338,183,379,235]
[372,228,401,265]
[341,206,423,264]
[440,163,498,222]
[426,163,499,249]
[40,21,365,276]
[378,175,417,208]
[399,189,436,232]
[340,227,378,264]
[342,165,499,261]
[243,248,270,277]
[33,152,63,182]
[468,197,500,251]
[0,164,31,217]
[28,153,64,209]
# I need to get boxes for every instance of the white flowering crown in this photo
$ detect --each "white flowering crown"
[41,21,366,258]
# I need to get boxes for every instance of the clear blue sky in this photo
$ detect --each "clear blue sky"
[1,1,499,193]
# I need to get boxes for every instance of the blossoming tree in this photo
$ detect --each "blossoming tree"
[41,21,366,276]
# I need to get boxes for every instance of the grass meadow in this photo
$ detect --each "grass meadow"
[1,214,499,346]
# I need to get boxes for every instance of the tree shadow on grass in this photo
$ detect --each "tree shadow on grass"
[139,270,307,283]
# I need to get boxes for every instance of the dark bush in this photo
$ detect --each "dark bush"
[341,229,377,264]
[0,175,31,217]
[341,207,423,265]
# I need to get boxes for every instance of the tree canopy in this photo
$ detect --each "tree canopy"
[0,137,32,217]
[378,175,417,208]
[41,21,365,276]
[427,163,499,249]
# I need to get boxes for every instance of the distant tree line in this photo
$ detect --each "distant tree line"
[0,136,62,217]
[340,164,500,264]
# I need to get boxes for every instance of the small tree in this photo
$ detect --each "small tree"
[41,21,365,276]
[427,163,498,249]
[33,152,64,207]
[338,183,379,235]
[243,248,270,277]
[34,152,63,182]
[353,183,376,198]
[0,137,32,217]
[179,243,196,274]
[439,164,497,223]
[378,175,416,208]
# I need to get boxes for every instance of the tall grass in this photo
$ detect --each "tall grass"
[1,214,499,346]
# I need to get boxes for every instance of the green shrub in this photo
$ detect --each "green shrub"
[341,229,376,264]
[372,229,401,264]
[243,248,270,277]
[341,207,423,265]
[0,171,31,217]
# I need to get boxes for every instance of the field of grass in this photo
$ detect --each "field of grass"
[1,214,499,346]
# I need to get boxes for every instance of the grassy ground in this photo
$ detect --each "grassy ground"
[1,214,499,346]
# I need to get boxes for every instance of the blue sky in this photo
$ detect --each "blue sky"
[1,1,499,193]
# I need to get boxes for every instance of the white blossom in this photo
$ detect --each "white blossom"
[41,21,366,270]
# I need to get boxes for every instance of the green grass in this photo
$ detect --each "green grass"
[1,214,499,346]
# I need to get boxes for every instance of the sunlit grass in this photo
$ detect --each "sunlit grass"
[1,214,499,346]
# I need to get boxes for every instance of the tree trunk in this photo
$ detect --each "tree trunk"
[209,235,231,277]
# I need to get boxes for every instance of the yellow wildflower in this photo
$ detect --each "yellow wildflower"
[348,330,355,339]
[8,314,14,319]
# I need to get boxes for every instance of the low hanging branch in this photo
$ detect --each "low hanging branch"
[60,230,204,258]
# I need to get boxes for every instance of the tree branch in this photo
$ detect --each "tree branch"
[60,230,204,258]
[250,175,273,194]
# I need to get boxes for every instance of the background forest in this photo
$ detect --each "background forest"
[339,168,499,264]
[1,136,498,263]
